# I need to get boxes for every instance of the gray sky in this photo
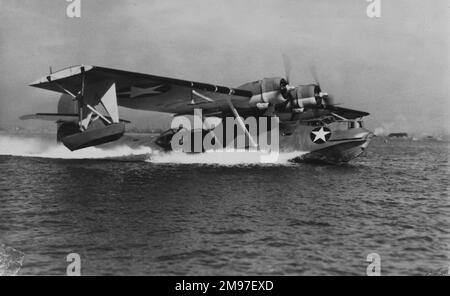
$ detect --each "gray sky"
[1,0,449,135]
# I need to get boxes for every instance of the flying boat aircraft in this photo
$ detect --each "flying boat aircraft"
[22,59,373,164]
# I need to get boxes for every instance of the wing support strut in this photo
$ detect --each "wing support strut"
[86,104,111,124]
[186,90,258,149]
[47,66,87,129]
[189,90,215,105]
[225,97,258,149]
[47,79,77,98]
[46,67,121,132]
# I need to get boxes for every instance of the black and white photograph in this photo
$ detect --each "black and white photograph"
[0,0,449,282]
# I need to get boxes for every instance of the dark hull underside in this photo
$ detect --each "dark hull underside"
[61,123,125,151]
[291,139,370,164]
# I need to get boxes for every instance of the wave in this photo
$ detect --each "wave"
[0,134,152,159]
[0,134,305,164]
[0,244,24,276]
[149,149,305,165]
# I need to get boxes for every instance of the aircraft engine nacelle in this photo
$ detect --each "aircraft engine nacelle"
[295,96,318,109]
[286,85,320,110]
[247,77,292,107]
[261,77,286,93]
[296,84,316,98]
[253,77,287,106]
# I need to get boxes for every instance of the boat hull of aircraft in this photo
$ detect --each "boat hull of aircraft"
[278,121,372,164]
[155,118,372,164]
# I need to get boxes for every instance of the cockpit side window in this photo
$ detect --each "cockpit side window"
[348,120,364,129]
[310,121,322,127]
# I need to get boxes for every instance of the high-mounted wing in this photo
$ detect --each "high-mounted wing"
[331,107,370,119]
[30,65,254,115]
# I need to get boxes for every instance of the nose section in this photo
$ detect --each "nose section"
[361,130,374,149]
[354,129,373,140]
[330,127,373,142]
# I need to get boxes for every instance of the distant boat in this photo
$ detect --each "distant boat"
[425,135,444,142]
[388,133,408,138]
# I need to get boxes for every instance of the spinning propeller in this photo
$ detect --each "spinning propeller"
[280,55,336,113]
[310,64,335,108]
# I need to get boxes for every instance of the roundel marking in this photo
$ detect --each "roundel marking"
[310,126,331,144]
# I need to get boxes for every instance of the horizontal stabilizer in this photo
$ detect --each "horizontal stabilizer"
[20,113,78,122]
[20,113,130,123]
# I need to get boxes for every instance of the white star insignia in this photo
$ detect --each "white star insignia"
[311,127,331,143]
